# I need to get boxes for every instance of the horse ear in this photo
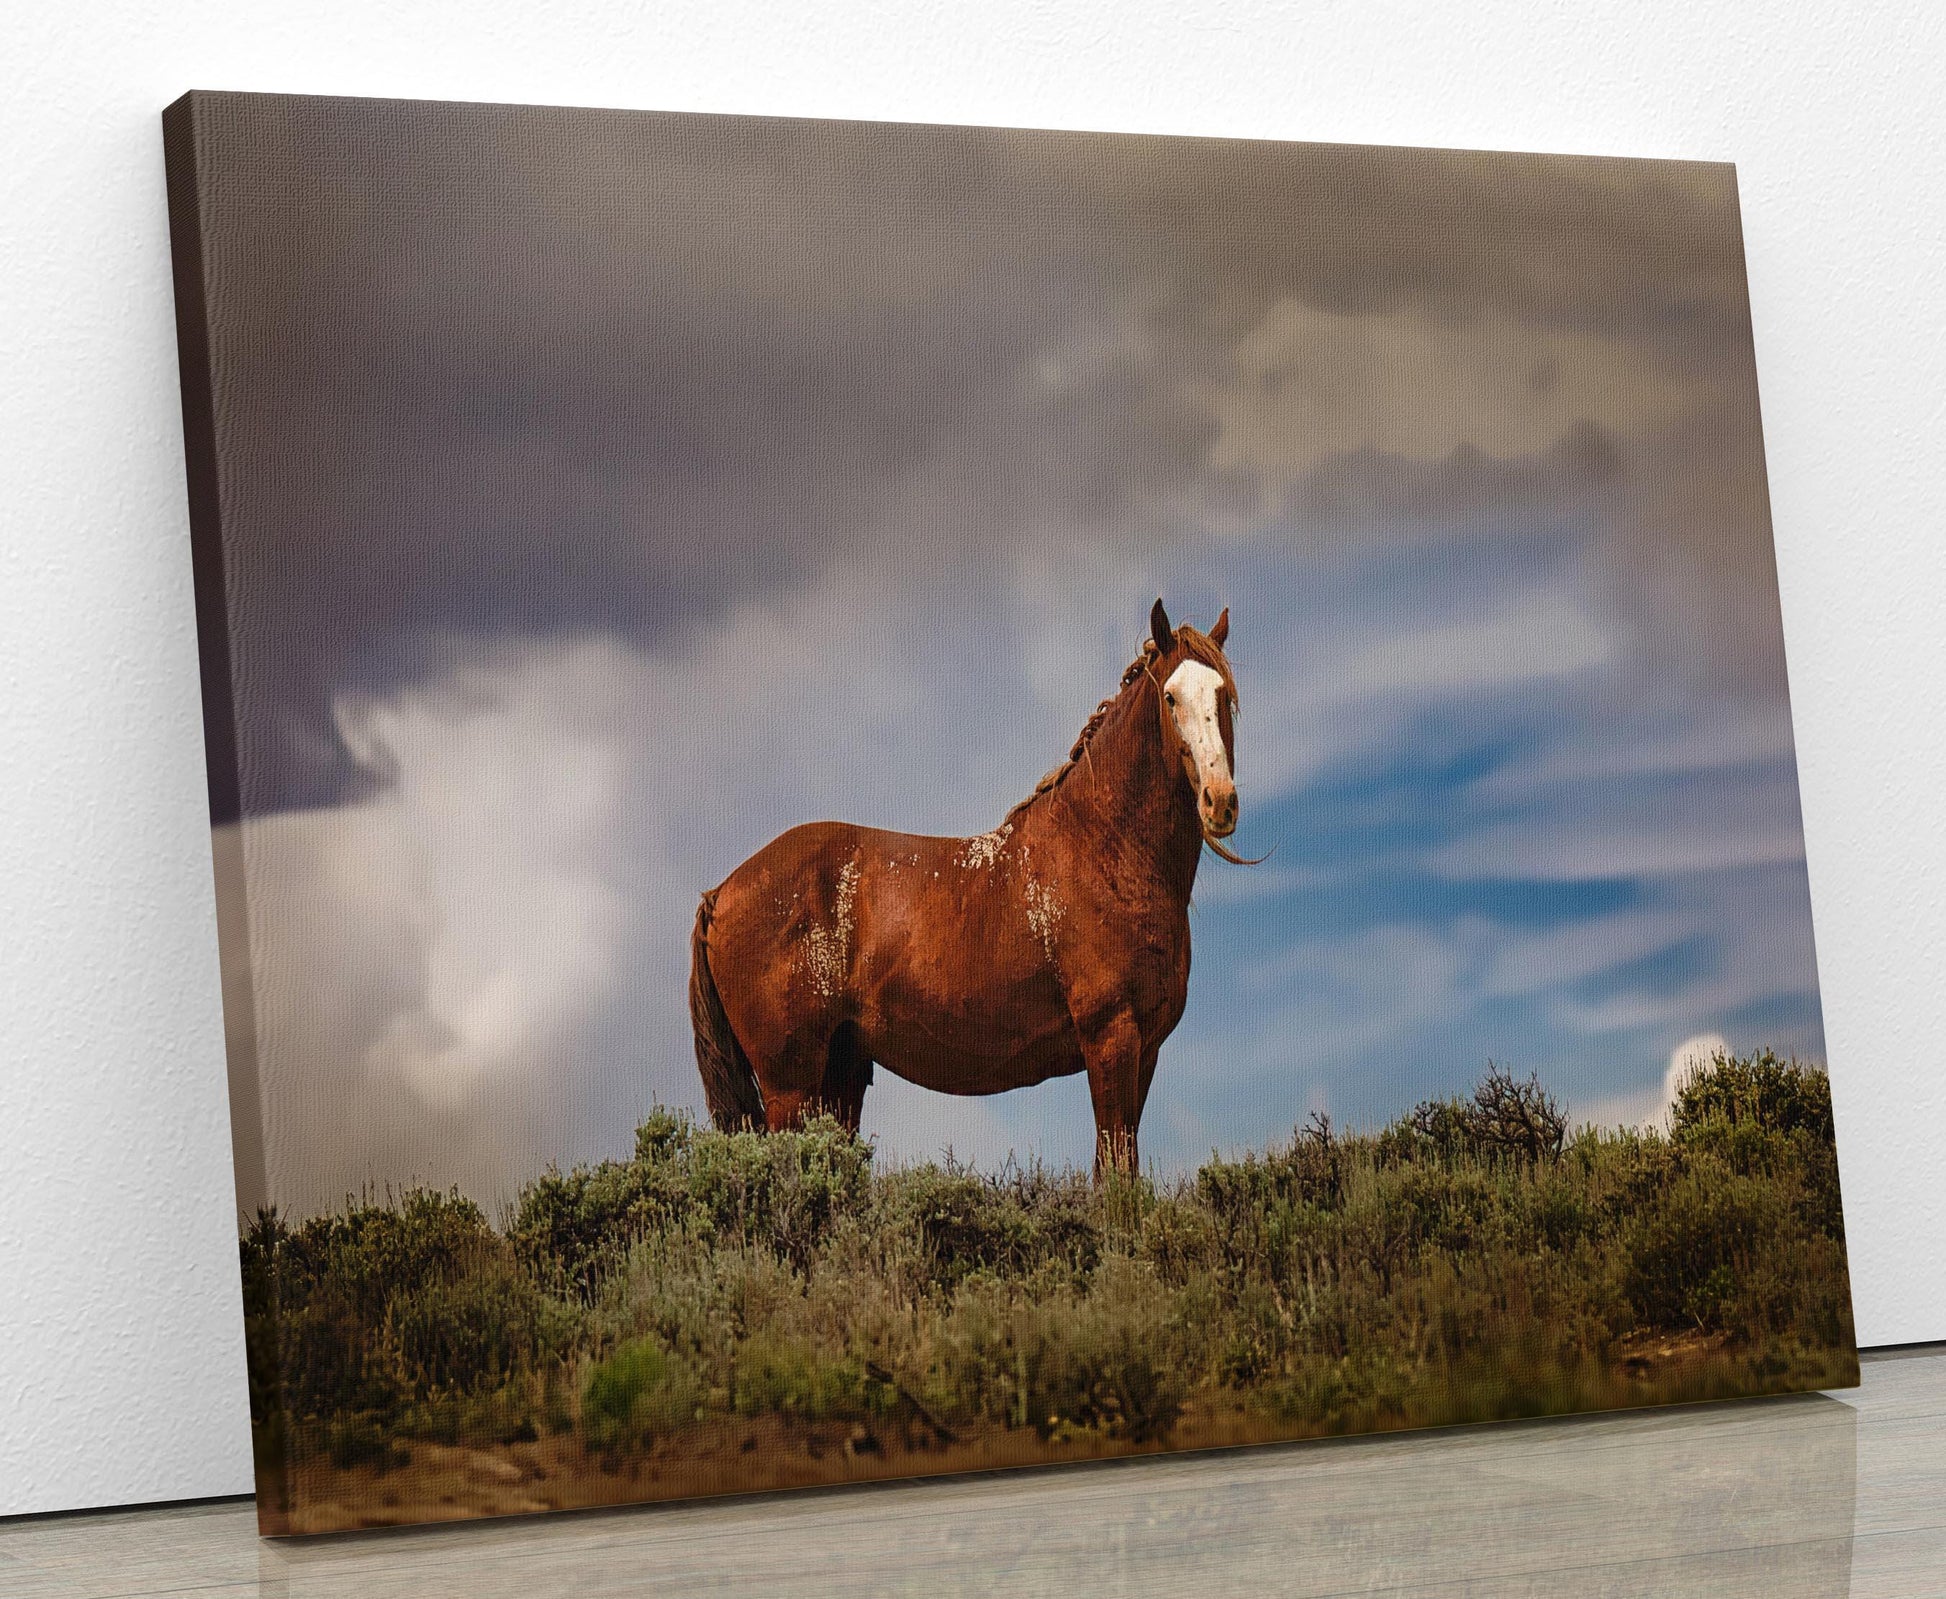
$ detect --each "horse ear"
[1209,606,1230,648]
[1150,598,1175,653]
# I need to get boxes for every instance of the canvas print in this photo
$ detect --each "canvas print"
[163,90,1858,1534]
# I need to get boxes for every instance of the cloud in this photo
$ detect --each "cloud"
[226,641,649,1214]
[1425,772,1808,883]
[1476,909,1696,1000]
[1468,698,1802,799]
[331,650,633,1108]
[1194,304,1686,490]
[1317,592,1617,707]
[1216,567,1623,802]
[1545,864,1821,1038]
[860,1071,1095,1174]
[188,96,1773,823]
[184,96,1824,1205]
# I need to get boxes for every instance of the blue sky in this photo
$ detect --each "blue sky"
[189,98,1819,1210]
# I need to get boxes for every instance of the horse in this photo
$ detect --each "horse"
[688,599,1251,1175]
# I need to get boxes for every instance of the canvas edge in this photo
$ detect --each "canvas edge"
[158,86,1742,182]
[157,96,1858,1533]
[161,90,289,1536]
[1720,166,1863,1389]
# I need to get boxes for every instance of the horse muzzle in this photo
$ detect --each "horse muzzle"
[1202,784,1238,838]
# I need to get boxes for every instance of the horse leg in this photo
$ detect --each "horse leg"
[763,1086,815,1131]
[820,1020,873,1135]
[757,1031,828,1131]
[759,1019,869,1133]
[1135,1038,1164,1126]
[1077,1009,1145,1178]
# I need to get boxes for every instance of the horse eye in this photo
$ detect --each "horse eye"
[1165,692,1175,706]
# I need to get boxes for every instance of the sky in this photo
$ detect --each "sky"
[185,93,1825,1216]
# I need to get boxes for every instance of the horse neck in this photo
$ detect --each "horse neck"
[1042,675,1203,898]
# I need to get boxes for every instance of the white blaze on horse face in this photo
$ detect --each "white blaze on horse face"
[1164,659,1237,837]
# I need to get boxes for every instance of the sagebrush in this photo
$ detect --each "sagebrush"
[241,1050,1855,1493]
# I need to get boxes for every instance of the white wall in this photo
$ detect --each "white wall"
[3,0,1940,1520]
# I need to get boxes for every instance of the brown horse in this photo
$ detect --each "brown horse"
[689,600,1249,1174]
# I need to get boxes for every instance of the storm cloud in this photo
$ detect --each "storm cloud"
[181,93,1820,1215]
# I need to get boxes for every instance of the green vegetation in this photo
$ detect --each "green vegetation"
[242,1051,1856,1509]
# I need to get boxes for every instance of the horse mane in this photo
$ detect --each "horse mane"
[1005,624,1237,822]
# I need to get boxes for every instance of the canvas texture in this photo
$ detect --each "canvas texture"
[162,90,1858,1535]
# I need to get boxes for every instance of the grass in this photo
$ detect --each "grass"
[240,1051,1857,1528]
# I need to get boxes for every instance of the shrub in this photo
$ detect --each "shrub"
[1623,1161,1781,1330]
[730,1335,882,1423]
[242,1186,571,1425]
[1670,1049,1833,1143]
[922,1263,1187,1444]
[1138,1194,1219,1285]
[246,1049,1855,1483]
[324,1413,410,1473]
[581,1337,701,1450]
[1381,1066,1567,1165]
[1467,1066,1569,1162]
[1669,1052,1847,1242]
[1018,1260,1187,1443]
[507,1161,662,1301]
[876,1164,1032,1289]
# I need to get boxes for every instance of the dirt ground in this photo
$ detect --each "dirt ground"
[261,1335,1851,1535]
[269,1418,1187,1534]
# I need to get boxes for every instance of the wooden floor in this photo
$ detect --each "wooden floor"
[4,1348,1940,1598]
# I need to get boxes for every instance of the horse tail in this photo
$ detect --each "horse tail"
[690,890,765,1131]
